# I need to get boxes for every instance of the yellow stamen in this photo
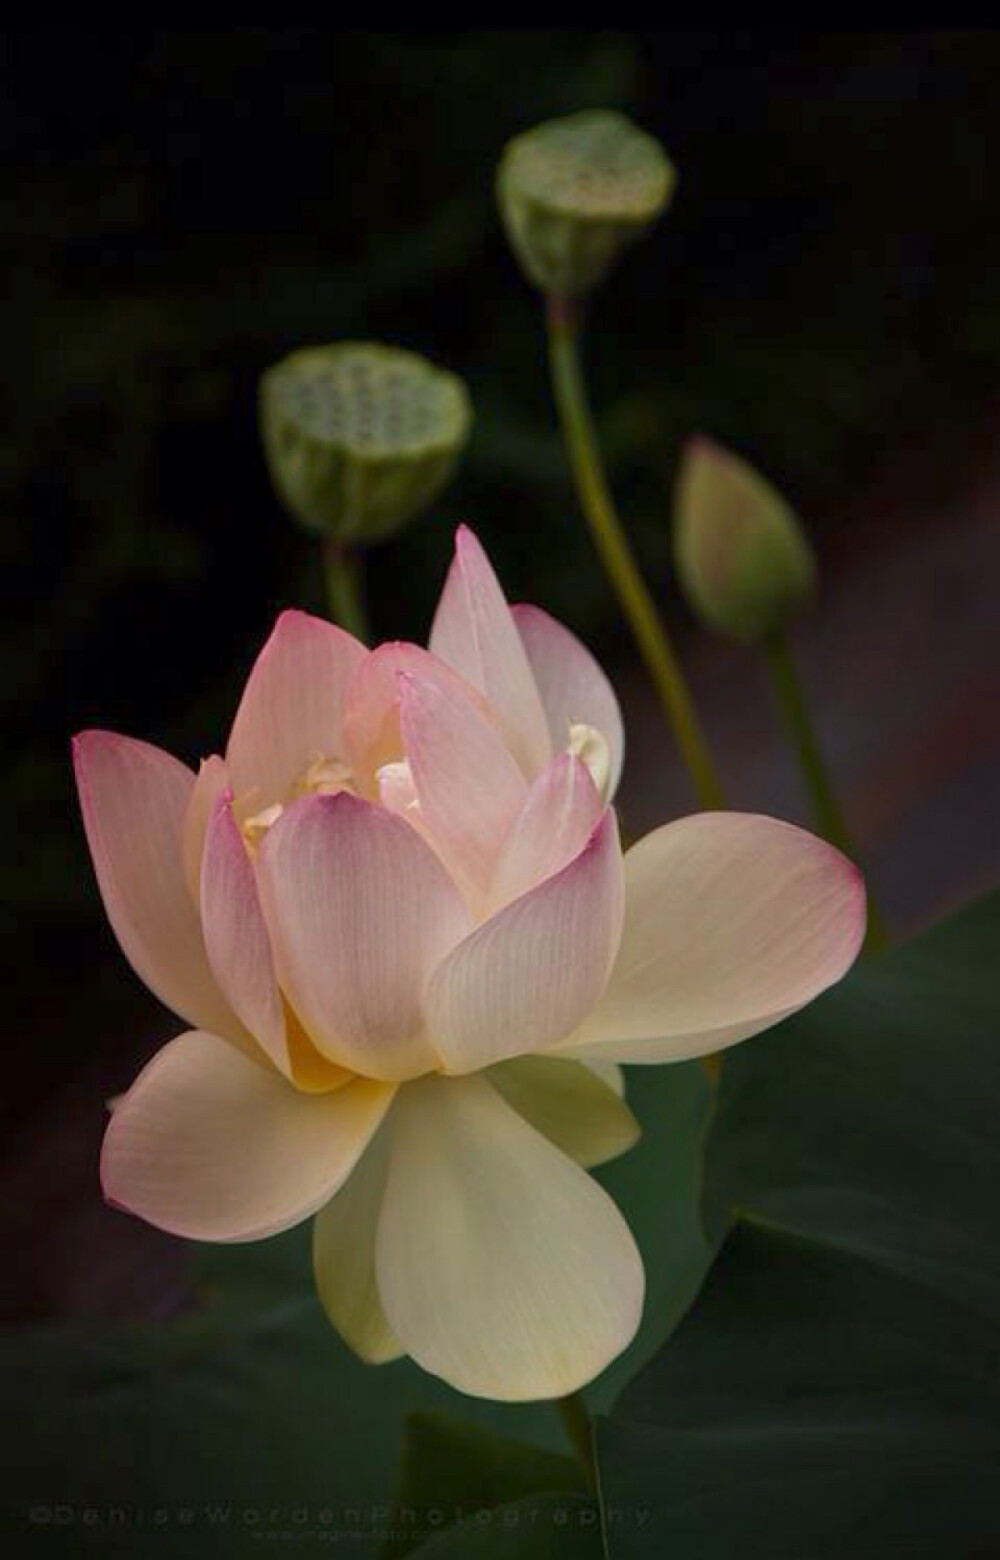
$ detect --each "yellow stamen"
[567,722,612,802]
[292,755,356,799]
[238,754,357,852]
[284,1000,355,1094]
[241,801,285,852]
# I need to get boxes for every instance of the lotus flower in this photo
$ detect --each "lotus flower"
[75,526,865,1401]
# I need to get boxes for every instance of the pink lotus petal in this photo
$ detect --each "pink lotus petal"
[226,610,365,810]
[486,752,602,915]
[512,603,625,800]
[341,640,494,795]
[101,1029,394,1241]
[73,731,240,1040]
[200,793,288,1076]
[398,668,528,907]
[376,1074,643,1400]
[257,793,469,1080]
[181,754,230,905]
[426,808,624,1074]
[560,812,866,1064]
[429,527,552,778]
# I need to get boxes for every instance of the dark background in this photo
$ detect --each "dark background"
[4,27,1000,1321]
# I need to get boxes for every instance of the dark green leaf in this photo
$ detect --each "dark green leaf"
[407,1495,603,1559]
[591,1060,715,1407]
[382,1412,584,1559]
[702,893,1000,1314]
[598,892,1000,1557]
[1,1275,560,1557]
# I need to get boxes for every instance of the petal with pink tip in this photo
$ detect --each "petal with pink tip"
[73,731,240,1039]
[429,527,552,778]
[181,754,230,905]
[101,1030,394,1241]
[257,794,469,1080]
[226,610,366,810]
[398,670,527,906]
[559,812,866,1064]
[425,809,624,1074]
[376,1074,644,1401]
[340,640,494,794]
[486,752,602,915]
[200,794,288,1075]
[512,603,625,799]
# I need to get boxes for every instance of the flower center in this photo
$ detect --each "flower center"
[292,755,357,799]
[240,754,357,852]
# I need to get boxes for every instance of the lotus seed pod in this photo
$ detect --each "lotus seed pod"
[496,109,676,299]
[260,343,473,543]
[674,437,819,644]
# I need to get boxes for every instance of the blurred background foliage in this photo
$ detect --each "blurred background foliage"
[5,27,1000,1128]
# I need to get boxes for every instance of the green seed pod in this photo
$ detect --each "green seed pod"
[496,109,676,299]
[260,343,473,543]
[674,437,819,644]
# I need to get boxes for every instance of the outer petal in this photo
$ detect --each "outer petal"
[226,610,366,810]
[312,1122,403,1364]
[425,809,624,1074]
[398,669,527,906]
[257,794,469,1080]
[73,731,239,1039]
[376,1074,644,1401]
[101,1030,394,1241]
[429,526,552,778]
[560,812,866,1064]
[485,752,602,915]
[200,794,288,1076]
[181,754,230,906]
[487,1055,639,1168]
[585,1059,625,1097]
[512,603,625,800]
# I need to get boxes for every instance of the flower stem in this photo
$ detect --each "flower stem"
[556,1390,596,1493]
[700,1051,723,1086]
[545,295,725,811]
[322,537,369,643]
[763,629,890,951]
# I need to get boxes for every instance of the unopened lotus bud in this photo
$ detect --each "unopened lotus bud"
[496,110,676,299]
[674,438,818,644]
[260,343,472,543]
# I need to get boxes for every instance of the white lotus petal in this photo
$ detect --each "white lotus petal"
[376,1074,644,1400]
[102,1030,393,1241]
[560,812,866,1064]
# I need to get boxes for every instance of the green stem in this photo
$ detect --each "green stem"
[700,1051,723,1086]
[556,1390,596,1493]
[763,630,891,951]
[545,294,725,811]
[322,537,369,643]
